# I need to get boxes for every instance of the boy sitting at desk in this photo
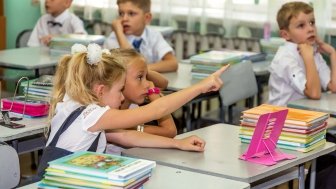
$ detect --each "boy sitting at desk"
[268,1,336,106]
[28,0,87,47]
[103,0,178,73]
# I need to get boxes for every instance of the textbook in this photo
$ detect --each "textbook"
[44,166,152,186]
[48,151,156,180]
[242,104,329,127]
[40,174,150,189]
[49,34,106,56]
[190,50,244,66]
[32,75,54,86]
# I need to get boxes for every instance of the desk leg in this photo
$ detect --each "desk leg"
[35,69,40,78]
[185,104,192,132]
[298,164,305,189]
[11,140,19,152]
[310,159,316,189]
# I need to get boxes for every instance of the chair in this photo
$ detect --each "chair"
[219,60,258,123]
[204,60,257,124]
[0,142,20,188]
[16,29,33,48]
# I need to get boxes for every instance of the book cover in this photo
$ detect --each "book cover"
[50,34,106,45]
[242,104,329,126]
[41,173,150,189]
[32,75,54,86]
[45,166,152,186]
[48,151,156,180]
[190,50,244,65]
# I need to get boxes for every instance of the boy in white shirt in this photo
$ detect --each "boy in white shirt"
[104,0,178,73]
[268,2,336,106]
[28,0,87,47]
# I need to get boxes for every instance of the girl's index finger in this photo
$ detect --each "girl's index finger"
[213,64,230,76]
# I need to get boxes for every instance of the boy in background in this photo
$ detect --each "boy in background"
[28,0,87,47]
[104,0,178,73]
[268,1,336,106]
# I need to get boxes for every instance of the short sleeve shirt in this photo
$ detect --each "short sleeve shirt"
[104,27,174,64]
[28,10,87,47]
[268,41,331,106]
[46,94,109,152]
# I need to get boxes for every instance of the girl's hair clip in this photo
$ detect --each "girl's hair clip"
[71,43,111,65]
[71,43,87,55]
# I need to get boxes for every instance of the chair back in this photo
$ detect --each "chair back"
[220,60,258,107]
[16,29,33,48]
[0,143,20,188]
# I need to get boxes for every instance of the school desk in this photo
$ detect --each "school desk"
[288,92,336,117]
[16,164,250,189]
[0,47,59,77]
[0,116,47,154]
[122,124,336,189]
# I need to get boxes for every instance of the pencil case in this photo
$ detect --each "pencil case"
[1,96,50,117]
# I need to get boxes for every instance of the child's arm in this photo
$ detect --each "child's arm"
[148,52,178,73]
[90,64,229,132]
[147,70,168,89]
[143,82,177,138]
[111,18,133,49]
[106,130,205,152]
[316,39,336,92]
[298,43,321,99]
[40,35,53,46]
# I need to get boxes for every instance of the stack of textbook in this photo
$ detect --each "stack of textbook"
[38,151,156,189]
[49,34,106,56]
[20,75,53,102]
[239,104,329,153]
[190,50,265,79]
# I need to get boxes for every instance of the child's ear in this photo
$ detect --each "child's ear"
[93,84,105,98]
[144,12,152,25]
[279,29,290,41]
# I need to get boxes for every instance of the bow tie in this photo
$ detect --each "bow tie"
[132,38,142,52]
[47,20,63,27]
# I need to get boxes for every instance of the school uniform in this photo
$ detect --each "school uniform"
[28,10,87,47]
[104,27,174,64]
[268,41,330,106]
[46,94,108,153]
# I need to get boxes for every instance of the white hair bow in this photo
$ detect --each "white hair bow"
[71,43,111,65]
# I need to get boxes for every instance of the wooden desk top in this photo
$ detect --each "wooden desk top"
[122,124,336,183]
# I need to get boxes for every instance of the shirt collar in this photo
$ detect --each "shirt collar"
[54,9,70,24]
[128,27,149,46]
[284,41,318,55]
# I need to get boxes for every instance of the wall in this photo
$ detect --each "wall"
[5,0,40,49]
[4,0,40,91]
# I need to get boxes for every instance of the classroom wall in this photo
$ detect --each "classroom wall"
[4,0,40,49]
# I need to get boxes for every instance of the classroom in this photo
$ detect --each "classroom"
[1,0,336,189]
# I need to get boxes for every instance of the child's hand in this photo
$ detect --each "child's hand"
[176,135,206,152]
[198,64,230,93]
[112,18,123,33]
[298,43,314,61]
[40,35,53,46]
[316,38,336,56]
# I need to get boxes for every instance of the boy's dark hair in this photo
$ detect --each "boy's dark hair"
[117,0,151,13]
[277,2,313,30]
